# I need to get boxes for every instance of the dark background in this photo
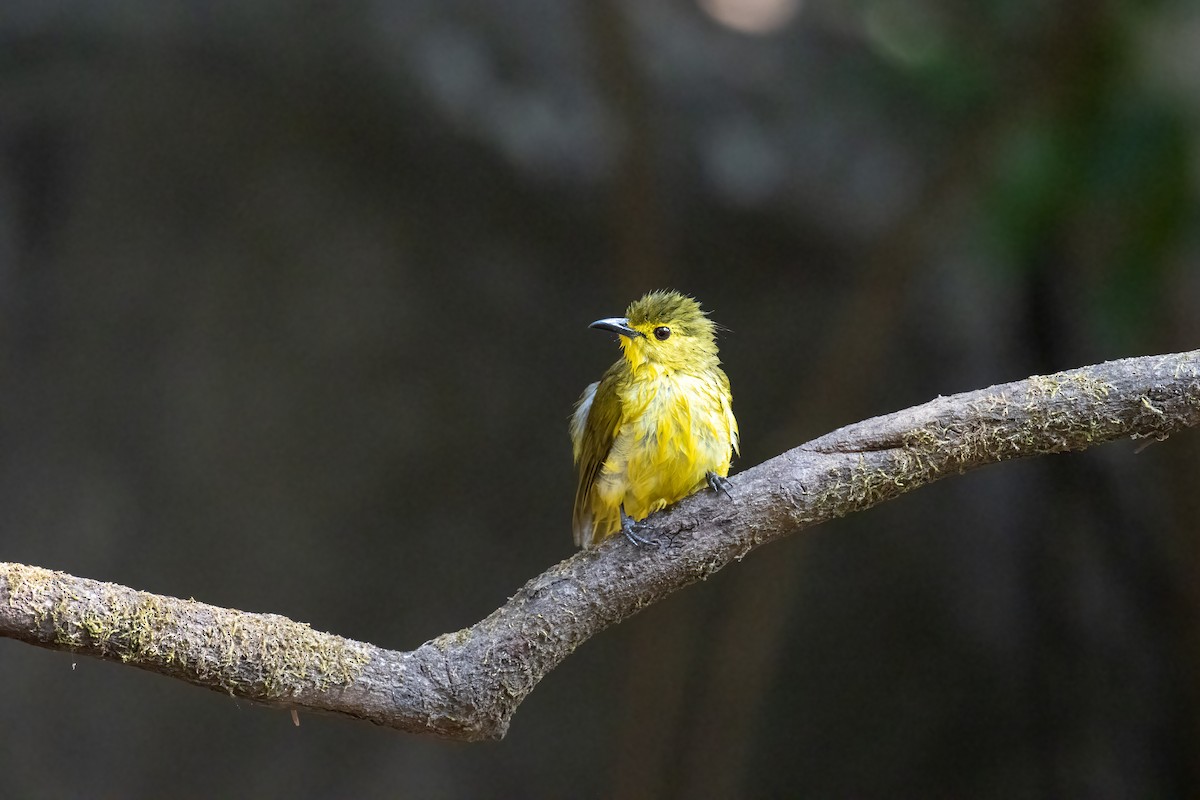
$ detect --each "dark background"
[3,0,1199,797]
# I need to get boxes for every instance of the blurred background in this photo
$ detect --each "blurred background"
[2,0,1199,796]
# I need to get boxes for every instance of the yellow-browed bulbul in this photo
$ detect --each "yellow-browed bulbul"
[570,291,738,548]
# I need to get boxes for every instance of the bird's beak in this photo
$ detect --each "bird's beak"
[589,317,644,338]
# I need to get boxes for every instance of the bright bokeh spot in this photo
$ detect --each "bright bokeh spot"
[862,0,942,66]
[698,0,802,35]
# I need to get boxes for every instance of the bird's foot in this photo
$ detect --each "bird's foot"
[620,511,659,548]
[707,471,733,500]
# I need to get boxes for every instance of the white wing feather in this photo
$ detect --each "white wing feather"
[569,381,599,463]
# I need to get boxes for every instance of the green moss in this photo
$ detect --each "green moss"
[4,564,370,700]
[800,367,1133,522]
[194,610,372,697]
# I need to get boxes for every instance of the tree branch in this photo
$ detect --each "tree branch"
[3,350,1198,740]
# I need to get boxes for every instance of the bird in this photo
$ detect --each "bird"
[570,290,739,548]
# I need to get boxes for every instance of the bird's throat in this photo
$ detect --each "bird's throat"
[619,336,648,372]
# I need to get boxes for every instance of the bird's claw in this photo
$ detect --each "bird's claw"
[620,513,660,548]
[707,471,733,500]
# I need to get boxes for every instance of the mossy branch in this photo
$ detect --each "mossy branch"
[3,350,1199,740]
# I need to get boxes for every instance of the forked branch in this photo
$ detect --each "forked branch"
[2,350,1198,740]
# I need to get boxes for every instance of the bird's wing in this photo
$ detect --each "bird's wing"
[719,367,739,456]
[569,381,599,463]
[572,362,624,546]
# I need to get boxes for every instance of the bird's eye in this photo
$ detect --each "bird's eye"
[654,326,671,341]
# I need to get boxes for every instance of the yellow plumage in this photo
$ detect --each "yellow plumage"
[570,291,739,548]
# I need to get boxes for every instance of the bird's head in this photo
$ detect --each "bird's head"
[590,290,720,372]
